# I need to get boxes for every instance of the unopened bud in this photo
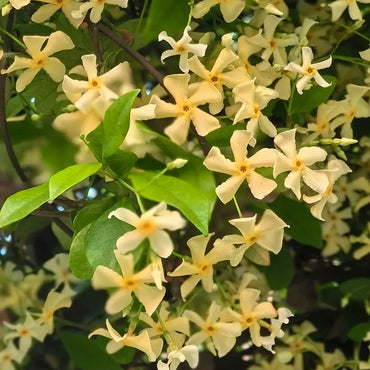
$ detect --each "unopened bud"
[2,4,12,16]
[167,158,188,170]
[273,64,282,72]
[31,114,41,122]
[64,104,77,113]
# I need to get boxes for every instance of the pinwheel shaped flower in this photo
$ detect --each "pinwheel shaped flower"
[109,202,186,258]
[91,251,165,315]
[2,31,74,92]
[151,74,221,144]
[159,26,207,73]
[158,345,199,370]
[284,47,332,95]
[203,130,277,203]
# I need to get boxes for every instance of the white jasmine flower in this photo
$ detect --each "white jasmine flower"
[109,202,186,258]
[284,47,332,95]
[2,31,74,92]
[159,26,207,73]
[0,342,22,370]
[157,345,199,370]
[329,0,370,21]
[203,130,277,203]
[273,129,329,199]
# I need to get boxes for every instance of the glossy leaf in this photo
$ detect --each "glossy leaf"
[49,163,102,200]
[0,183,49,228]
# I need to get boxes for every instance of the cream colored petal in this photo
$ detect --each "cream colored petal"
[284,61,304,74]
[168,261,199,277]
[258,229,285,254]
[189,81,222,106]
[155,210,186,231]
[90,3,104,23]
[247,171,277,200]
[274,129,297,158]
[151,97,178,118]
[81,54,98,79]
[297,146,327,166]
[149,230,173,258]
[207,244,234,263]
[230,130,251,164]
[302,167,329,194]
[212,48,238,73]
[248,148,277,168]
[296,75,312,95]
[187,234,211,264]
[230,244,249,266]
[42,57,65,82]
[284,170,302,199]
[105,289,133,314]
[123,330,156,362]
[135,285,165,316]
[116,230,144,254]
[239,288,260,314]
[184,309,205,328]
[313,72,331,89]
[88,327,111,339]
[62,75,89,94]
[233,79,254,104]
[258,114,277,137]
[164,74,189,103]
[16,68,41,92]
[250,322,262,346]
[229,216,257,237]
[91,265,123,289]
[181,275,202,299]
[164,115,191,145]
[348,1,362,20]
[312,56,332,70]
[106,340,125,354]
[255,302,277,319]
[2,56,33,74]
[187,43,207,58]
[42,31,74,56]
[108,207,139,224]
[191,107,220,136]
[75,89,100,113]
[192,0,216,18]
[31,4,59,23]
[216,175,245,204]
[220,0,245,22]
[188,55,209,79]
[23,35,47,57]
[203,147,236,176]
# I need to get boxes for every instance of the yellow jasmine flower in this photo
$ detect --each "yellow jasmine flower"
[193,0,246,23]
[91,250,165,315]
[2,31,74,92]
[329,0,370,21]
[157,345,199,370]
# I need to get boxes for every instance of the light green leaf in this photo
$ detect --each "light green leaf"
[102,89,139,158]
[130,171,212,234]
[59,331,121,370]
[268,195,323,249]
[49,163,102,200]
[0,183,49,228]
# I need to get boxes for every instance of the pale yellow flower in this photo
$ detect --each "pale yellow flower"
[2,31,74,92]
[203,130,277,203]
[0,342,21,370]
[89,319,157,361]
[151,74,221,144]
[157,345,199,370]
[284,47,332,95]
[193,0,246,23]
[168,234,234,299]
[329,0,370,21]
[185,301,242,357]
[91,250,165,315]
[109,202,186,258]
[159,26,207,73]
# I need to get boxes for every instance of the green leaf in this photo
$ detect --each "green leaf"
[105,150,138,178]
[261,246,294,290]
[85,198,133,272]
[69,225,94,279]
[340,278,370,301]
[348,322,370,341]
[101,89,139,158]
[291,76,337,115]
[49,163,102,200]
[59,331,121,370]
[0,183,49,229]
[206,122,246,148]
[143,0,189,41]
[130,171,212,234]
[269,195,323,249]
[95,337,136,365]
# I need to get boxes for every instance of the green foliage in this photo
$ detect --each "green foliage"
[269,195,323,249]
[143,0,190,41]
[49,163,102,200]
[130,171,212,235]
[59,331,122,370]
[348,322,370,341]
[291,76,337,115]
[0,183,49,229]
[340,278,370,301]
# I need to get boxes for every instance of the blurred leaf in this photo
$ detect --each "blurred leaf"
[70,225,94,279]
[261,246,294,290]
[59,331,121,370]
[291,76,336,115]
[95,337,136,364]
[130,171,212,234]
[340,278,370,301]
[348,322,370,341]
[49,163,102,200]
[269,195,323,249]
[85,198,133,272]
[0,183,49,229]
[143,0,189,41]
[51,222,72,251]
[101,89,139,158]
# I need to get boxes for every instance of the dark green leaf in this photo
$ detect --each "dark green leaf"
[85,198,134,272]
[59,331,121,370]
[340,278,370,301]
[130,171,212,234]
[105,150,138,178]
[49,163,102,200]
[96,337,136,365]
[101,89,139,158]
[143,0,189,41]
[69,225,95,279]
[348,322,370,341]
[206,122,246,148]
[261,246,294,290]
[0,183,49,228]
[291,76,337,115]
[269,195,323,249]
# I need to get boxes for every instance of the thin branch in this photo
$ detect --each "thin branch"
[89,23,103,64]
[0,13,30,185]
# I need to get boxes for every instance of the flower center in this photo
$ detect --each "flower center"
[198,263,210,275]
[246,233,259,244]
[252,104,260,118]
[268,39,277,50]
[305,66,315,76]
[136,218,157,236]
[243,314,256,328]
[89,78,101,89]
[238,163,251,176]
[205,323,217,335]
[317,121,328,132]
[209,74,221,85]
[290,340,303,351]
[176,45,186,53]
[293,158,304,171]
[2,354,11,362]
[346,109,355,120]
[19,329,30,336]
[54,0,64,4]
[122,277,137,291]
[33,57,46,67]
